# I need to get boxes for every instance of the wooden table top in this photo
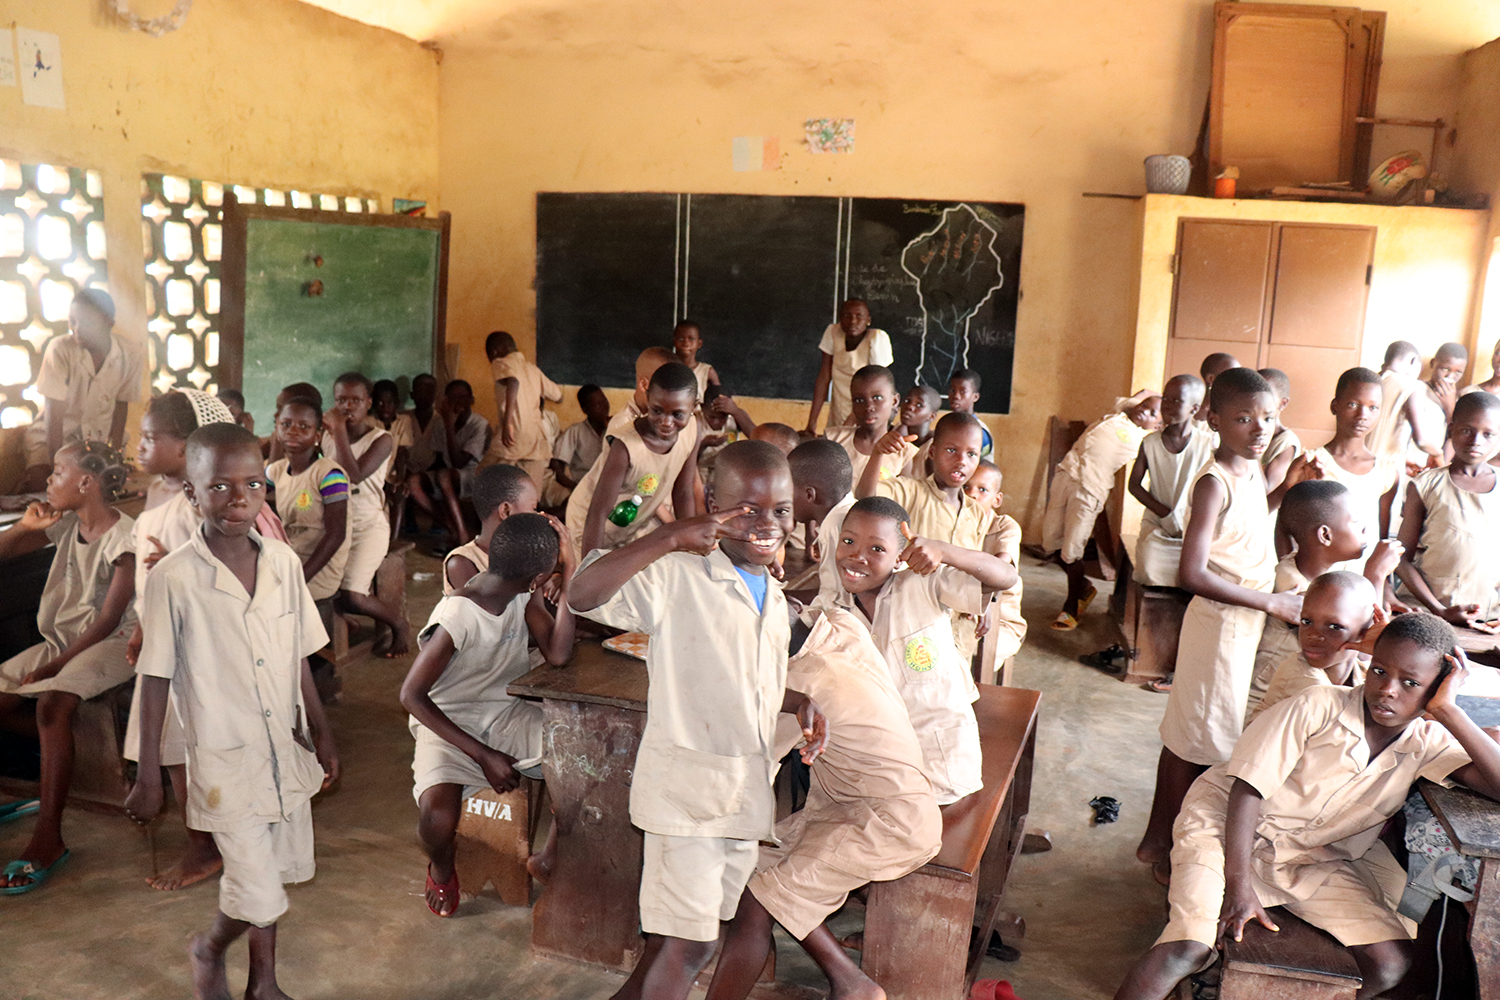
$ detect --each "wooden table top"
[1458,626,1500,662]
[1420,779,1500,860]
[508,640,648,711]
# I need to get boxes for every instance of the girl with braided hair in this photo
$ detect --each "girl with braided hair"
[0,439,136,892]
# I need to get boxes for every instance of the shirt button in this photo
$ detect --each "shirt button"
[256,659,264,666]
[265,710,272,718]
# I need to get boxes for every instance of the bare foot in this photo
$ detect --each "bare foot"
[1151,859,1172,887]
[525,842,555,885]
[829,970,885,1000]
[836,931,864,951]
[189,934,234,1000]
[245,982,295,1000]
[150,839,223,891]
[384,620,412,658]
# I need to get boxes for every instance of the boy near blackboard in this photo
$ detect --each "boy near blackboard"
[672,320,720,403]
[480,331,563,486]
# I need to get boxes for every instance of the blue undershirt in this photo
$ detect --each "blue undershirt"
[735,565,768,613]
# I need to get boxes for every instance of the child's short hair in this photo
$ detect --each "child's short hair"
[909,384,941,409]
[1306,569,1374,603]
[1453,389,1500,424]
[70,440,130,502]
[1375,612,1455,668]
[334,371,373,395]
[445,379,472,398]
[372,379,399,402]
[973,458,1002,482]
[147,391,200,439]
[932,411,983,442]
[1278,480,1350,541]
[472,464,533,519]
[788,439,853,499]
[674,318,700,334]
[1335,367,1381,398]
[1209,367,1272,413]
[703,383,726,406]
[577,383,604,407]
[74,288,115,323]
[489,512,558,582]
[751,423,801,455]
[485,331,518,358]
[1384,340,1420,366]
[216,388,246,410]
[185,423,260,477]
[714,439,788,486]
[278,382,322,412]
[1257,368,1291,401]
[950,368,981,391]
[1435,342,1469,363]
[412,373,437,391]
[647,361,698,397]
[851,364,895,391]
[1200,352,1239,380]
[849,495,909,531]
[278,394,321,418]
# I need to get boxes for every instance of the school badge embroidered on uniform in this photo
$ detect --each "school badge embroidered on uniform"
[635,473,661,496]
[904,635,936,672]
[294,489,314,511]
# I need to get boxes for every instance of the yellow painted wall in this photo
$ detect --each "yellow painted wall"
[0,0,439,486]
[434,0,1489,534]
[1452,38,1500,383]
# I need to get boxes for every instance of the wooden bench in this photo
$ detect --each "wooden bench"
[1219,908,1362,999]
[0,681,135,812]
[1120,578,1193,685]
[453,778,544,906]
[327,540,413,670]
[861,685,1042,1000]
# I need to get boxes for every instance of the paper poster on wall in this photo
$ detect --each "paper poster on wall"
[18,29,64,109]
[731,137,780,172]
[0,31,16,88]
[805,118,855,154]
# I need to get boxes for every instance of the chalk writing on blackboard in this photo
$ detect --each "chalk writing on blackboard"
[900,204,1004,388]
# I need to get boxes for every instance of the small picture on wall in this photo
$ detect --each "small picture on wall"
[805,118,855,154]
[18,28,64,110]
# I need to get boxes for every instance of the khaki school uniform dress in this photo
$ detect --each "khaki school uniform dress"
[565,418,697,560]
[689,360,718,403]
[982,514,1028,673]
[1249,649,1366,724]
[409,594,544,803]
[377,412,415,484]
[23,333,145,466]
[814,491,857,603]
[572,547,789,942]
[1042,412,1149,564]
[823,426,915,488]
[1368,370,1418,463]
[442,538,488,595]
[1246,555,1311,722]
[816,565,986,804]
[1306,446,1399,567]
[124,490,199,767]
[137,528,330,928]
[549,419,606,508]
[0,510,136,699]
[267,456,351,601]
[817,325,893,429]
[1161,685,1470,948]
[1159,462,1275,766]
[1401,466,1500,620]
[406,410,443,475]
[481,353,564,484]
[750,607,943,939]
[1134,424,1217,587]
[1262,425,1302,472]
[321,428,393,596]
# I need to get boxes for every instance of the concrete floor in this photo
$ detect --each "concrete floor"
[0,551,1173,1000]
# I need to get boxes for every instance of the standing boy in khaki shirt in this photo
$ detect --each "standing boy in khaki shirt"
[125,423,338,1000]
[570,441,828,1000]
[481,330,563,483]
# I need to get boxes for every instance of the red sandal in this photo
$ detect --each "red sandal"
[425,863,460,917]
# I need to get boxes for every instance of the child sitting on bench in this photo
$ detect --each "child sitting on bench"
[1114,613,1500,1000]
[703,606,942,1000]
[400,512,574,917]
[443,464,539,594]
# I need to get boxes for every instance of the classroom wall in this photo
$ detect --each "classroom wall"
[1451,37,1500,381]
[433,0,1486,534]
[0,0,440,487]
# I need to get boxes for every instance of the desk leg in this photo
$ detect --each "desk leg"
[1474,859,1500,1000]
[530,699,646,972]
[863,872,977,1000]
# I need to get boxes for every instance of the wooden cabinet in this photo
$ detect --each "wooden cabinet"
[1166,218,1375,441]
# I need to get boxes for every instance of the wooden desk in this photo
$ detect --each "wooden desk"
[1458,627,1500,669]
[1420,780,1500,1000]
[510,642,648,971]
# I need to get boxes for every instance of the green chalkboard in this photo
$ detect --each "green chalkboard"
[220,200,449,425]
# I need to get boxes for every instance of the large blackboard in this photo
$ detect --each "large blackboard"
[220,200,449,424]
[537,193,1024,411]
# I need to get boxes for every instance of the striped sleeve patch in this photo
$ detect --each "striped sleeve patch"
[317,468,350,502]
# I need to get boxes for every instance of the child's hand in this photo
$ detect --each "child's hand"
[806,523,822,563]
[975,605,994,640]
[699,433,729,451]
[123,775,164,827]
[126,624,144,667]
[1216,881,1279,947]
[1441,603,1488,630]
[543,513,574,577]
[20,658,65,686]
[1427,648,1471,720]
[668,506,754,555]
[315,730,341,791]
[899,523,945,576]
[143,535,171,572]
[795,696,829,764]
[1265,591,1303,626]
[18,502,60,533]
[873,430,918,456]
[321,409,344,437]
[1343,605,1387,656]
[1365,539,1404,581]
[1281,454,1323,490]
[480,748,521,794]
[710,395,735,415]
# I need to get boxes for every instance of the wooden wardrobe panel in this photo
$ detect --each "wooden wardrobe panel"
[1170,219,1273,346]
[1268,224,1375,351]
[1263,343,1357,441]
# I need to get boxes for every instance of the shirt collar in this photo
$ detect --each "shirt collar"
[1338,684,1427,764]
[190,525,282,608]
[706,546,781,613]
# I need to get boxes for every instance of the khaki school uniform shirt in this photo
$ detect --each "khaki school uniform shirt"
[1252,649,1367,723]
[39,510,137,651]
[484,353,563,465]
[24,333,144,462]
[136,527,329,832]
[574,547,790,840]
[1206,685,1470,900]
[1058,412,1150,503]
[814,491,857,602]
[1262,426,1302,471]
[824,426,915,487]
[877,475,994,550]
[322,428,393,528]
[986,514,1027,652]
[133,489,198,614]
[1189,462,1276,592]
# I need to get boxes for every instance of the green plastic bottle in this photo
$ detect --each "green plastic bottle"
[608,494,643,527]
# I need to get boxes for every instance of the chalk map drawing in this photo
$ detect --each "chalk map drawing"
[899,204,1005,390]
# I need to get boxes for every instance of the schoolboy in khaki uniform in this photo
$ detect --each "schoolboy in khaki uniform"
[1114,614,1500,1000]
[860,412,993,549]
[1250,572,1377,724]
[569,441,828,1000]
[126,423,338,1000]
[481,331,563,484]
